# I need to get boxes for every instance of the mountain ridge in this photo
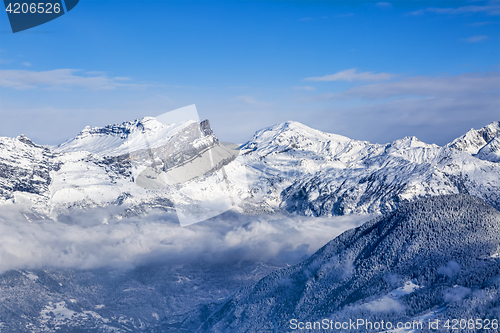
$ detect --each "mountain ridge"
[1,119,499,220]
[448,121,500,155]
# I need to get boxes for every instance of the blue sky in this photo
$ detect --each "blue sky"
[0,0,499,145]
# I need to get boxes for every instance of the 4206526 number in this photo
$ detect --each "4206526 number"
[5,2,61,14]
[443,319,498,330]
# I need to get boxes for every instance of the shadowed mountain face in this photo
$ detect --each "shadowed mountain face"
[193,194,500,333]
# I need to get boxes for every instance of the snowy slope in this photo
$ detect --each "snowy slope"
[0,262,282,332]
[196,194,500,333]
[0,135,60,219]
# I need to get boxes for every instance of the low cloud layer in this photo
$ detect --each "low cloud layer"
[363,297,404,313]
[438,261,461,278]
[443,286,471,303]
[0,204,372,274]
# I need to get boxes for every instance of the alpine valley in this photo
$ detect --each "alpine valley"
[0,118,499,332]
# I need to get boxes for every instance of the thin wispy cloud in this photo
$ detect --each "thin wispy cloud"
[316,72,500,100]
[305,68,396,82]
[21,62,31,67]
[461,35,489,42]
[293,86,316,91]
[334,13,354,18]
[410,4,500,16]
[234,95,273,107]
[468,21,494,26]
[375,2,392,9]
[0,69,159,90]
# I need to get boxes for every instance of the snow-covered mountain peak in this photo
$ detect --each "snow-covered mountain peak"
[16,134,41,148]
[242,121,357,157]
[76,117,165,138]
[55,117,199,157]
[482,120,500,135]
[448,120,500,154]
[387,136,438,151]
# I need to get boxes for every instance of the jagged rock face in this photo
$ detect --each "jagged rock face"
[121,120,218,167]
[448,121,500,155]
[197,194,500,333]
[0,136,59,202]
[55,117,202,158]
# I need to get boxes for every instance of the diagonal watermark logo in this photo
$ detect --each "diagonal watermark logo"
[126,105,248,226]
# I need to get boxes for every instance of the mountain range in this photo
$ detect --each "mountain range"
[0,119,499,221]
[0,118,499,332]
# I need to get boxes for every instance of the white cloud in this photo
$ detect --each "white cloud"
[461,35,489,42]
[233,95,274,107]
[293,86,316,91]
[0,69,159,90]
[305,69,396,82]
[0,204,371,273]
[21,62,31,67]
